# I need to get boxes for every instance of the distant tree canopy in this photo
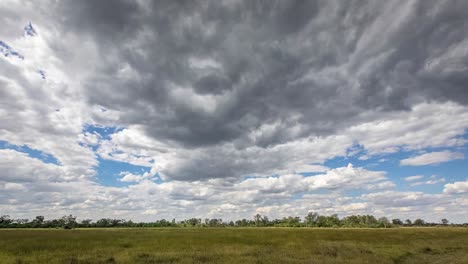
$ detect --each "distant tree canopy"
[0,213,465,229]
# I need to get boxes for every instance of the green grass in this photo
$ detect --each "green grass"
[0,228,467,263]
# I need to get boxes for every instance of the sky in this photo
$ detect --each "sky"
[0,0,467,223]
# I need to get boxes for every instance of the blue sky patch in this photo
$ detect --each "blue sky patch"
[24,22,37,37]
[83,124,124,140]
[0,140,59,165]
[95,157,156,187]
[0,40,24,60]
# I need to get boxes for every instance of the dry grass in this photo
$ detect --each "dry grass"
[0,227,467,263]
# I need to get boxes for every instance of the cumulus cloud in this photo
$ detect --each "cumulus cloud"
[400,151,464,166]
[0,150,466,222]
[80,0,468,154]
[0,149,65,183]
[1,0,468,221]
[119,170,156,183]
[444,181,468,194]
[2,0,468,182]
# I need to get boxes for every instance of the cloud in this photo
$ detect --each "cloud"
[2,182,26,191]
[2,0,468,183]
[8,0,464,150]
[444,181,468,194]
[237,164,387,195]
[0,149,65,183]
[0,160,387,217]
[405,175,424,181]
[410,176,446,187]
[78,132,101,146]
[400,151,464,166]
[142,209,158,215]
[361,191,442,208]
[347,103,468,155]
[1,0,468,222]
[0,149,466,222]
[95,125,352,181]
[119,171,156,183]
[366,181,396,191]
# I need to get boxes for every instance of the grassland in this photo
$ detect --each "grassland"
[0,227,467,264]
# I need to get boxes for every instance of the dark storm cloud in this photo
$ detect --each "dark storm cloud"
[3,0,468,221]
[52,0,468,149]
[59,0,141,40]
[193,73,232,95]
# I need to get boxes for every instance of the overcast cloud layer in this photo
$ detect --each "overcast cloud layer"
[1,0,468,222]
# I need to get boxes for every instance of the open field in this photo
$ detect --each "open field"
[0,228,467,264]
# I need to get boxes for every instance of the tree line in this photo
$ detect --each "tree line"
[0,213,465,229]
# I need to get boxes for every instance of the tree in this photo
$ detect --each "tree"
[362,215,378,226]
[0,213,458,229]
[254,214,263,226]
[48,219,60,228]
[96,218,110,227]
[236,219,249,227]
[378,217,390,228]
[126,220,134,227]
[67,215,77,227]
[414,219,425,226]
[185,218,201,227]
[208,218,222,226]
[110,219,123,227]
[0,215,11,224]
[317,214,340,227]
[80,219,92,227]
[15,218,29,225]
[32,216,44,227]
[35,215,44,223]
[304,212,319,227]
[342,215,360,227]
[280,216,301,227]
[60,215,77,229]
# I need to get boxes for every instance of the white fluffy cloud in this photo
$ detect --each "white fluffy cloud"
[119,170,156,183]
[444,181,468,194]
[347,103,468,156]
[0,12,98,181]
[1,146,467,222]
[0,149,65,182]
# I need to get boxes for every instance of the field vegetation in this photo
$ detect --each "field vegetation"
[0,227,467,263]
